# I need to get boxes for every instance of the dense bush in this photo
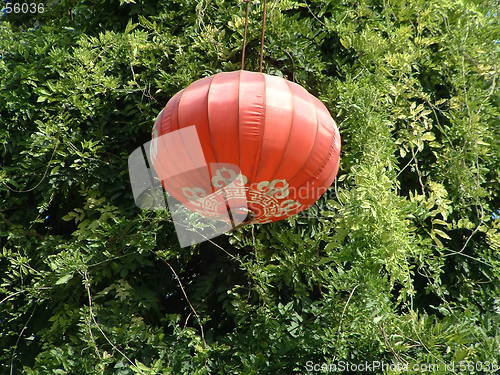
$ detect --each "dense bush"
[1,0,499,373]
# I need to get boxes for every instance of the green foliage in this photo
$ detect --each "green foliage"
[1,0,499,374]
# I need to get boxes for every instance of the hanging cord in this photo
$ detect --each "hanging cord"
[241,0,267,72]
[241,0,251,70]
[259,0,267,72]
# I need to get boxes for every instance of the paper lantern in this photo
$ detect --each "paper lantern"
[150,70,340,226]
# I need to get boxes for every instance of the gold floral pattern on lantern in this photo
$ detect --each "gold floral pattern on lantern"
[181,168,303,224]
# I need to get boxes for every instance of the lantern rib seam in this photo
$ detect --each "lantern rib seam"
[249,73,267,184]
[295,144,340,212]
[180,87,209,192]
[237,71,242,181]
[264,78,296,184]
[292,107,340,204]
[157,90,186,198]
[310,106,338,180]
[178,79,214,196]
[207,74,219,192]
[285,83,319,187]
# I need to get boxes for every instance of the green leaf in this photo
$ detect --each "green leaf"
[125,19,138,34]
[433,228,451,240]
[55,274,73,285]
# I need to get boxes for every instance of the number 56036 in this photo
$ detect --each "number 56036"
[5,3,45,14]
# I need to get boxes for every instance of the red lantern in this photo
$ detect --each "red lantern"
[150,70,340,225]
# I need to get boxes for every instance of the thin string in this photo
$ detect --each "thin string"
[259,0,267,72]
[241,0,251,70]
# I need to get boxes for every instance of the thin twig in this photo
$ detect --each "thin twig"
[207,238,240,262]
[409,310,443,365]
[304,0,327,28]
[334,176,343,207]
[395,150,419,179]
[161,259,208,348]
[182,287,219,331]
[0,288,52,306]
[82,269,135,366]
[0,291,25,306]
[2,140,59,193]
[164,214,242,263]
[0,213,43,238]
[444,204,484,257]
[241,0,251,70]
[332,284,358,362]
[10,301,38,375]
[28,190,56,231]
[378,322,407,365]
[86,279,102,361]
[283,49,295,82]
[259,0,267,72]
[410,147,425,195]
